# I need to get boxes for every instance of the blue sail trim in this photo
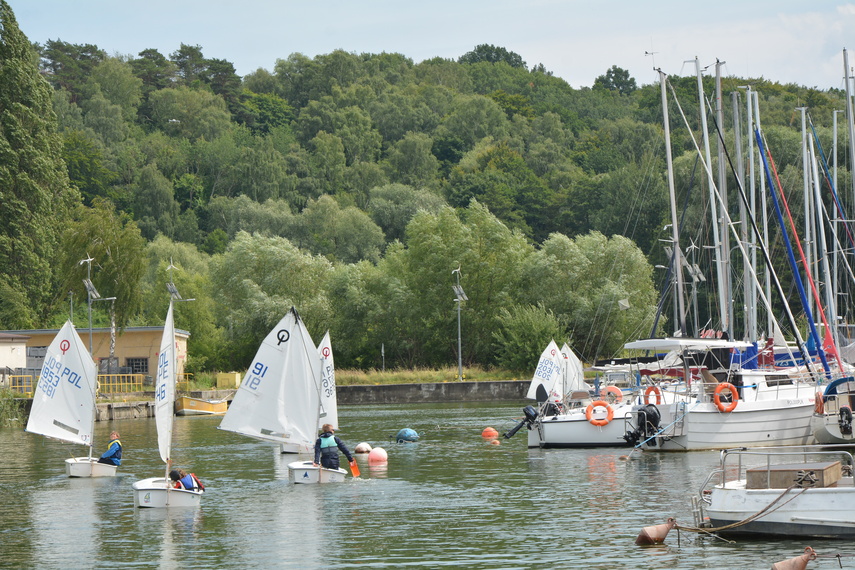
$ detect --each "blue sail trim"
[754,128,831,380]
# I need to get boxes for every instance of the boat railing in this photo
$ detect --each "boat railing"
[717,444,855,487]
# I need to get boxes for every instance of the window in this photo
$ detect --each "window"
[126,357,149,374]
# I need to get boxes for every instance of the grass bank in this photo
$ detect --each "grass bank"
[185,366,521,391]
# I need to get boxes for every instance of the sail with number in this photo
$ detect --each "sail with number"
[26,320,97,446]
[155,300,176,464]
[316,331,338,429]
[219,307,321,449]
[526,340,564,402]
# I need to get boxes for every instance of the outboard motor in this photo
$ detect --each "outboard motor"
[503,405,539,439]
[839,406,853,436]
[624,404,661,446]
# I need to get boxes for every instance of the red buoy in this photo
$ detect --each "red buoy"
[368,447,388,464]
[635,518,676,545]
[771,547,816,570]
[482,427,499,439]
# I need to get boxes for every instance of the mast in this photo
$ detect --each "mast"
[660,69,688,336]
[798,107,815,318]
[753,91,773,337]
[845,49,855,211]
[732,90,752,341]
[694,57,726,334]
[716,60,733,336]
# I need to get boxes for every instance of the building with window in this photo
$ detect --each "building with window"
[0,325,190,388]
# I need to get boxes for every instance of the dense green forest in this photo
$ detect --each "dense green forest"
[1,1,849,372]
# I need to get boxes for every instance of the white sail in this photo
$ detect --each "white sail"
[26,320,97,446]
[155,300,176,464]
[560,343,587,394]
[219,307,321,449]
[526,340,563,401]
[317,331,338,429]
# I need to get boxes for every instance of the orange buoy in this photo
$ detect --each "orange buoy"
[585,400,614,426]
[600,385,624,403]
[489,439,500,445]
[644,385,663,405]
[771,546,816,570]
[814,392,824,415]
[635,518,676,546]
[714,382,739,413]
[368,447,388,464]
[481,427,499,439]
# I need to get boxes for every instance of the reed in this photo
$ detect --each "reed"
[335,366,519,386]
[0,390,26,427]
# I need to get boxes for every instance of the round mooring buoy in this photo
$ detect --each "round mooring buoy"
[354,442,372,453]
[368,447,388,464]
[481,427,499,439]
[395,428,419,443]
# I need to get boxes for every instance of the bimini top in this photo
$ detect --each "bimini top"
[624,337,754,352]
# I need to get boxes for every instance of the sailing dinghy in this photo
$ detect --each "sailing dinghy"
[25,320,116,477]
[132,300,203,507]
[219,308,348,483]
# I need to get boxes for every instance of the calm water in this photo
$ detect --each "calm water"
[1,402,851,569]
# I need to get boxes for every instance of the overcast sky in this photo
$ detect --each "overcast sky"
[12,1,855,90]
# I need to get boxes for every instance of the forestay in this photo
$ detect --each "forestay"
[25,321,97,446]
[219,308,321,449]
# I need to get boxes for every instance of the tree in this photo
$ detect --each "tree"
[54,199,146,329]
[37,38,106,100]
[0,1,79,327]
[83,57,143,120]
[383,131,440,188]
[593,65,637,95]
[368,183,447,243]
[170,43,207,85]
[130,164,180,239]
[129,48,177,94]
[459,44,527,69]
[294,195,385,263]
[492,304,565,371]
[148,86,232,140]
[62,130,116,205]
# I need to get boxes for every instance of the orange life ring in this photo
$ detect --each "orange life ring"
[600,386,623,403]
[644,385,663,405]
[586,400,614,426]
[713,382,739,413]
[814,392,824,415]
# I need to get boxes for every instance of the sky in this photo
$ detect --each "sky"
[11,1,855,90]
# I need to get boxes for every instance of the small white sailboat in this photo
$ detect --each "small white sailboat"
[219,307,348,483]
[25,320,117,477]
[132,300,203,507]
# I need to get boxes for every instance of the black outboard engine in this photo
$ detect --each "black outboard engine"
[503,405,539,439]
[624,404,661,446]
[839,406,853,436]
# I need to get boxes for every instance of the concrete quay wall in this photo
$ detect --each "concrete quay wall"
[21,380,529,422]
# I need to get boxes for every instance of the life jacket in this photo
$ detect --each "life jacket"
[112,440,123,460]
[190,473,205,491]
[320,434,339,450]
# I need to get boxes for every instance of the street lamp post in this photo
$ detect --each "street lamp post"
[451,267,468,382]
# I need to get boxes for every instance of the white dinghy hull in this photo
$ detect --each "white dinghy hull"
[132,477,203,508]
[288,461,347,484]
[65,457,118,478]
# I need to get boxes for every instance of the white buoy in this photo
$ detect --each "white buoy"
[355,442,372,453]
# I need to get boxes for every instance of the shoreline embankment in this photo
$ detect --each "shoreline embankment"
[20,380,530,421]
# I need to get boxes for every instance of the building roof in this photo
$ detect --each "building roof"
[0,326,190,338]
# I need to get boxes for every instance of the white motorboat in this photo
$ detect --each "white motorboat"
[132,300,203,507]
[696,445,855,538]
[25,320,118,478]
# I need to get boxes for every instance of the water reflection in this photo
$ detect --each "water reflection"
[1,403,852,568]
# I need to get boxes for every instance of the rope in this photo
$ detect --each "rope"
[676,481,810,534]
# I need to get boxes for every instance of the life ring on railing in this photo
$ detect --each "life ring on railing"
[586,400,614,426]
[600,385,623,403]
[814,392,825,415]
[713,382,739,413]
[644,386,663,405]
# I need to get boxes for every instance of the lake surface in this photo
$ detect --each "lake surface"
[0,402,849,569]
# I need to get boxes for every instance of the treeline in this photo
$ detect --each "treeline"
[0,0,847,372]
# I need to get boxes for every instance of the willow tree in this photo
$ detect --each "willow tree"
[0,1,79,327]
